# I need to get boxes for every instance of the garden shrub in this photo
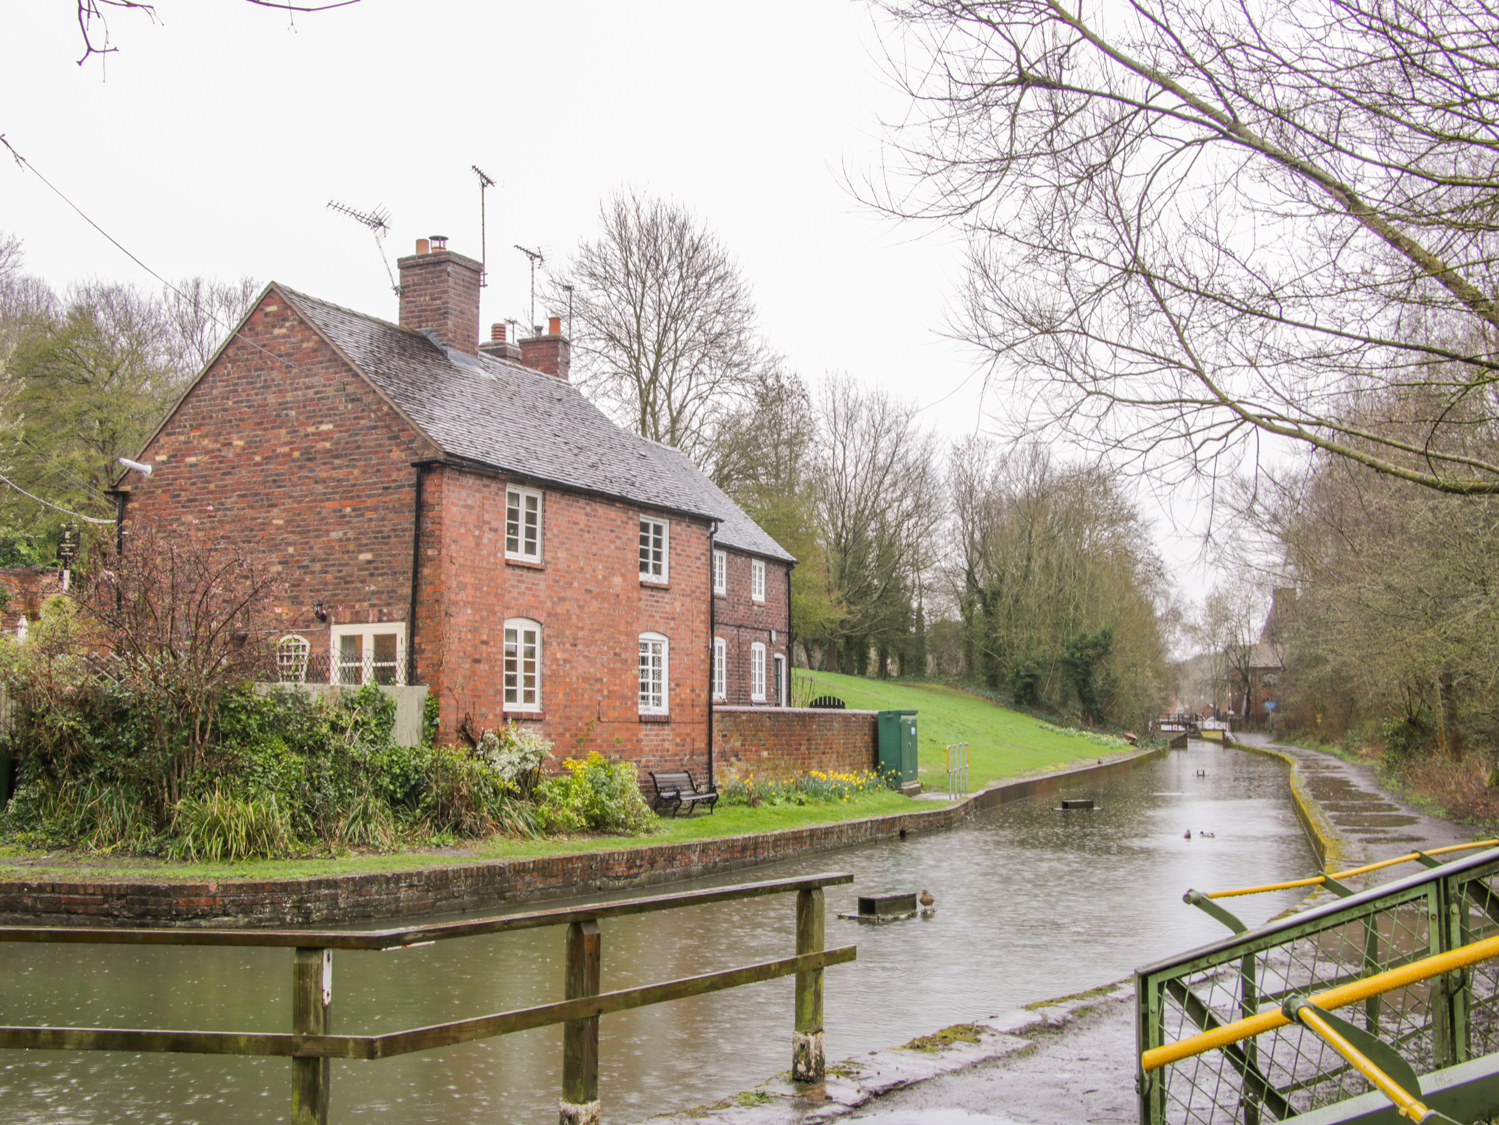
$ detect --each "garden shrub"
[535,751,655,835]
[478,722,552,800]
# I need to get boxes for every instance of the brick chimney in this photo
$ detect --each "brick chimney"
[478,322,522,363]
[518,316,571,381]
[397,236,482,356]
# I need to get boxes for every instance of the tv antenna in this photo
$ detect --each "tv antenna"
[327,200,399,295]
[471,165,495,287]
[561,282,575,337]
[514,244,545,332]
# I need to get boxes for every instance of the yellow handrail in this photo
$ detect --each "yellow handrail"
[1291,1003,1438,1123]
[1141,932,1499,1072]
[1207,840,1499,900]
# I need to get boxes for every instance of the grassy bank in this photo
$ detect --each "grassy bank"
[0,787,923,883]
[792,670,1134,791]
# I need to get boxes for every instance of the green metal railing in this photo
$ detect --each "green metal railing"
[0,872,856,1125]
[1137,845,1499,1124]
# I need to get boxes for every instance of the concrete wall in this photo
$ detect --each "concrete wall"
[713,706,877,780]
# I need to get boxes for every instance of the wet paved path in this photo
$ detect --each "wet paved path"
[644,737,1489,1125]
[1233,733,1473,883]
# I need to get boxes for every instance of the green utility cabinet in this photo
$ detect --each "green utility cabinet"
[876,710,919,792]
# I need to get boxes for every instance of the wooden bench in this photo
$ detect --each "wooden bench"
[649,771,719,817]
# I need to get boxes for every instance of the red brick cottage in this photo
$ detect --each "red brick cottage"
[113,240,793,781]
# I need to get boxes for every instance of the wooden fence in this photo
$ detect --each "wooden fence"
[0,871,856,1125]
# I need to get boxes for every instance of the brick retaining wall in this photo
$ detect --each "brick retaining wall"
[0,748,1168,928]
[712,707,877,780]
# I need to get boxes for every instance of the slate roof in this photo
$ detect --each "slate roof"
[280,286,794,563]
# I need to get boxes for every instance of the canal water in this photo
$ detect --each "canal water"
[0,740,1315,1123]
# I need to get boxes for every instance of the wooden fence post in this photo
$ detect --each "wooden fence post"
[560,920,601,1125]
[291,948,331,1125]
[793,887,825,1082]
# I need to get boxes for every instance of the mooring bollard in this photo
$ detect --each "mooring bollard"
[793,887,825,1082]
[291,947,331,1125]
[560,920,602,1125]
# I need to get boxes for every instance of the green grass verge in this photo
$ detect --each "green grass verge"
[793,669,1136,791]
[0,788,922,883]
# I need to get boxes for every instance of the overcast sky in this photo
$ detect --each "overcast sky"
[0,0,1220,606]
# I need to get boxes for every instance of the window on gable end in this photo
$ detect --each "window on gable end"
[639,632,669,714]
[751,558,766,602]
[506,487,543,563]
[713,549,726,595]
[639,517,669,583]
[504,618,542,711]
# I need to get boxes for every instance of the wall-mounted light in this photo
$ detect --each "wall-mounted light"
[117,457,153,477]
[313,600,328,623]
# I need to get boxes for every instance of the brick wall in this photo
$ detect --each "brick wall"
[0,569,62,634]
[124,288,435,656]
[423,466,713,777]
[713,550,790,706]
[713,707,877,780]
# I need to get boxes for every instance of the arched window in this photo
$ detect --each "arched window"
[504,618,542,711]
[277,634,311,684]
[638,632,669,714]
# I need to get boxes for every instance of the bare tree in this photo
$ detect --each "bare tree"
[811,377,942,674]
[555,190,777,465]
[163,274,260,372]
[72,0,360,65]
[874,0,1499,495]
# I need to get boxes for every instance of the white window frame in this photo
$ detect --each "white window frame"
[639,632,669,714]
[503,617,542,712]
[713,549,727,595]
[639,517,669,584]
[713,636,727,701]
[774,653,787,707]
[330,623,407,686]
[751,558,766,602]
[505,486,543,563]
[750,642,767,702]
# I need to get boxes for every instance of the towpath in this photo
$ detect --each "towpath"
[641,735,1485,1125]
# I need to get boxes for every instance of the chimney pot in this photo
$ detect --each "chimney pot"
[430,235,448,251]
[415,238,430,255]
[491,323,507,342]
[548,316,562,336]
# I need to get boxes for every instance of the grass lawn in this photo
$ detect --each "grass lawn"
[0,788,922,883]
[793,669,1134,792]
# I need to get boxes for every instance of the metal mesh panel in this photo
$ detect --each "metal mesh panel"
[1141,852,1499,1125]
